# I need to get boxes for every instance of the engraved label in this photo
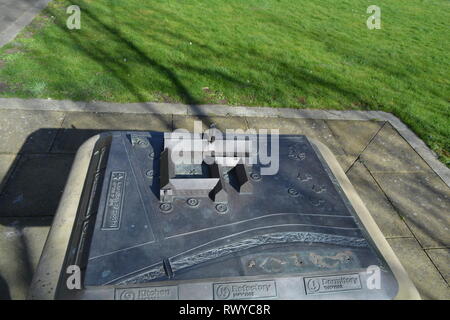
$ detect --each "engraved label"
[304,274,362,294]
[213,280,277,300]
[115,286,178,300]
[102,171,126,230]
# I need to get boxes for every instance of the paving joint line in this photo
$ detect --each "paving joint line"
[362,161,422,245]
[47,113,67,154]
[337,120,388,175]
[423,248,450,286]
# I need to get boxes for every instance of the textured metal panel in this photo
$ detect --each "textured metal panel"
[54,131,401,299]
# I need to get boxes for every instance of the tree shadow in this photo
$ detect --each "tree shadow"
[33,0,386,113]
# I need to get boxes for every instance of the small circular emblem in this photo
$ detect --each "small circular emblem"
[215,285,231,299]
[250,172,261,181]
[187,198,199,207]
[160,203,173,213]
[215,203,228,214]
[307,279,321,292]
[119,290,136,300]
[288,188,299,197]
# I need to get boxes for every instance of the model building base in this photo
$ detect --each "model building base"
[29,131,420,300]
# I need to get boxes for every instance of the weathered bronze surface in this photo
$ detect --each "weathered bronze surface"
[53,131,401,299]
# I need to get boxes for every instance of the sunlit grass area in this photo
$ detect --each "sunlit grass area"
[0,0,448,164]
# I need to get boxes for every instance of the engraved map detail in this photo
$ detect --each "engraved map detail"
[102,171,126,230]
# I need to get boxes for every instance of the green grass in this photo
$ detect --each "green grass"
[0,0,449,164]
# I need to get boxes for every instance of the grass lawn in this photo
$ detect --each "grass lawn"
[0,0,449,164]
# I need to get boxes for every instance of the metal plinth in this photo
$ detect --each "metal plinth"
[29,131,420,300]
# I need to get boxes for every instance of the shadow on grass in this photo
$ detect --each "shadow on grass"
[34,1,384,113]
[45,2,211,125]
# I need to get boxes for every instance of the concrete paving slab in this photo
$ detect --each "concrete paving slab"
[379,112,450,186]
[186,104,280,118]
[0,154,74,217]
[0,0,52,47]
[185,104,383,120]
[0,217,51,300]
[361,123,432,173]
[173,115,248,132]
[373,172,450,249]
[0,154,17,193]
[326,120,383,157]
[245,117,346,156]
[86,101,188,115]
[387,238,450,300]
[425,249,450,284]
[347,161,413,238]
[0,110,64,154]
[0,98,87,112]
[51,112,172,153]
[59,111,173,130]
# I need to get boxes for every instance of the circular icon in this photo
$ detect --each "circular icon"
[288,188,299,197]
[307,279,320,292]
[187,198,199,207]
[160,203,173,213]
[250,172,261,181]
[215,203,228,214]
[145,170,154,178]
[136,139,149,148]
[215,285,231,299]
[119,290,136,300]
